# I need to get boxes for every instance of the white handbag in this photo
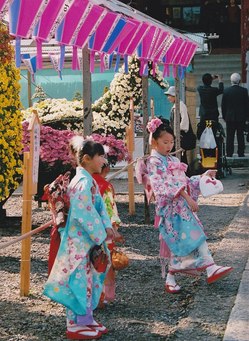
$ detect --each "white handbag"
[200,175,223,198]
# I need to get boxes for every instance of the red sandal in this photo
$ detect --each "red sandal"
[66,328,102,340]
[86,321,108,335]
[165,283,181,294]
[207,266,233,284]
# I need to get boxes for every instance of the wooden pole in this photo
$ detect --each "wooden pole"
[142,76,150,224]
[27,71,32,108]
[174,70,181,160]
[20,152,32,296]
[0,220,53,251]
[150,97,154,118]
[82,46,92,136]
[20,111,40,296]
[127,99,135,215]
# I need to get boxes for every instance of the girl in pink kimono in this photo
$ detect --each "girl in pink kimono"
[146,117,233,294]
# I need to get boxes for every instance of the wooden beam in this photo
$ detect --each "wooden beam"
[174,71,181,160]
[27,71,32,108]
[142,76,150,224]
[82,47,92,136]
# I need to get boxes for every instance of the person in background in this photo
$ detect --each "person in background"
[44,139,114,340]
[145,117,233,294]
[225,0,241,48]
[197,73,224,124]
[221,73,249,157]
[164,86,190,167]
[93,162,124,306]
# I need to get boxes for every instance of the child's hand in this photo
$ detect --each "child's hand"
[203,169,217,178]
[186,196,199,212]
[180,190,199,212]
[114,230,125,244]
[106,228,114,240]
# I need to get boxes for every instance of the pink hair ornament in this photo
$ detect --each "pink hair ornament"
[147,117,163,145]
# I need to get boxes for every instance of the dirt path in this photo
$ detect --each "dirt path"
[0,168,249,341]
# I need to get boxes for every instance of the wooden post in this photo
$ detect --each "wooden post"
[20,111,40,296]
[127,99,135,215]
[174,71,181,160]
[20,152,32,296]
[142,76,150,224]
[82,46,92,136]
[27,71,32,108]
[150,97,154,118]
[185,73,197,166]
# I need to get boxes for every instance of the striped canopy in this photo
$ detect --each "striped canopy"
[0,0,198,75]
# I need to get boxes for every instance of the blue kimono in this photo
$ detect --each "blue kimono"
[43,167,112,316]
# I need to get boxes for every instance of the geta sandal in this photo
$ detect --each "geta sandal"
[86,322,108,334]
[66,328,102,340]
[165,283,181,294]
[207,266,233,284]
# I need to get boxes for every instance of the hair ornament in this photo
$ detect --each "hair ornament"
[70,135,84,152]
[147,117,163,133]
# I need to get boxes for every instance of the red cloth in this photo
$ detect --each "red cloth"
[92,173,113,196]
[45,172,71,274]
[48,225,61,275]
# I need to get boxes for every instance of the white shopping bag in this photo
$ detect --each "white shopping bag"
[199,127,217,149]
[200,175,223,198]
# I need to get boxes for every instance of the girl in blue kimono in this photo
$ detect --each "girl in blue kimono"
[146,117,233,294]
[44,140,114,340]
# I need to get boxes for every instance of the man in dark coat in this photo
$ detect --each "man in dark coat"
[221,73,249,157]
[197,73,224,123]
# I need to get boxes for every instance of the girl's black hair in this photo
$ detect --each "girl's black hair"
[78,140,105,164]
[151,116,175,140]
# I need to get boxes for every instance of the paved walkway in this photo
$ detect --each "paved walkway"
[223,189,249,341]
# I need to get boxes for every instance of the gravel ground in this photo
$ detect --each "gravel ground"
[1,168,249,341]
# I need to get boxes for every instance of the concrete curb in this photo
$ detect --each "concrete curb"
[223,193,249,341]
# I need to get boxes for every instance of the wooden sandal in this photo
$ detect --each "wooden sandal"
[66,328,102,340]
[86,322,108,334]
[165,283,181,294]
[207,266,233,284]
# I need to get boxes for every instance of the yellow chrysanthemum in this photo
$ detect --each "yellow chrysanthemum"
[0,23,23,203]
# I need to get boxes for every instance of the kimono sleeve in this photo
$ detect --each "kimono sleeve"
[187,175,201,201]
[69,180,109,245]
[147,156,186,202]
[102,188,121,226]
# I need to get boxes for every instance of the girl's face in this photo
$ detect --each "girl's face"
[83,154,107,175]
[153,131,174,156]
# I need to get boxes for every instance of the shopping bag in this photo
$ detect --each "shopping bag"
[200,175,223,198]
[199,127,217,149]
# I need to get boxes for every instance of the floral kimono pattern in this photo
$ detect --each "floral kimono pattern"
[92,173,121,226]
[92,173,121,303]
[147,150,212,274]
[43,167,112,316]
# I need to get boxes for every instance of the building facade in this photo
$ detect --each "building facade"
[121,0,242,49]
